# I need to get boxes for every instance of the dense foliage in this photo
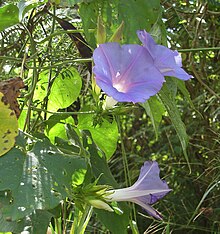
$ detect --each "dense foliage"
[0,0,219,233]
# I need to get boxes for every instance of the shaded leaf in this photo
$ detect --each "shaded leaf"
[176,79,194,108]
[31,210,53,234]
[0,139,86,220]
[56,0,93,6]
[0,192,25,232]
[142,95,165,139]
[159,83,189,165]
[118,0,162,43]
[0,216,24,233]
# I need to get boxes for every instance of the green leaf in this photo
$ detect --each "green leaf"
[0,139,86,220]
[31,210,53,234]
[118,0,162,43]
[78,113,118,160]
[0,192,25,232]
[0,4,19,32]
[159,83,189,165]
[142,95,165,139]
[45,113,73,133]
[95,208,129,234]
[86,132,118,187]
[48,68,82,111]
[176,79,194,108]
[0,214,24,232]
[0,92,18,157]
[79,0,162,46]
[45,115,75,143]
[65,124,88,157]
[33,70,48,104]
[0,148,25,190]
[0,200,52,233]
[55,137,80,155]
[79,2,98,47]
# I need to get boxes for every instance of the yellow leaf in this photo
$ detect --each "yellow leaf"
[0,91,18,156]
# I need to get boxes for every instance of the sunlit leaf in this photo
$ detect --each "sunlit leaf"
[48,68,82,111]
[78,113,118,159]
[0,92,18,157]
[45,115,75,143]
[0,4,19,32]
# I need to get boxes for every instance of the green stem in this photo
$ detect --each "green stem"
[178,47,220,52]
[43,4,57,121]
[116,115,137,223]
[22,24,38,132]
[0,56,23,61]
[36,29,95,44]
[116,115,130,187]
[62,200,67,234]
[71,205,93,234]
[25,106,95,115]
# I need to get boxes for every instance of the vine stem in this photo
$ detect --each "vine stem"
[178,47,220,52]
[116,115,131,187]
[21,23,38,132]
[116,116,137,223]
[26,106,95,115]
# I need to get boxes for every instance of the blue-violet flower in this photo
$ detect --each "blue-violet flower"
[93,30,191,103]
[106,161,171,219]
[137,30,192,81]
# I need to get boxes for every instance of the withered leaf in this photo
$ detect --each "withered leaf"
[0,77,25,118]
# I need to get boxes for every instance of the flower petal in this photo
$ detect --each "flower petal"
[132,199,163,220]
[93,42,165,103]
[133,161,170,193]
[105,161,171,219]
[106,188,171,202]
[137,30,192,80]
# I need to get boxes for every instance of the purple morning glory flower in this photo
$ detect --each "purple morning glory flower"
[93,30,191,103]
[137,30,192,81]
[93,43,165,103]
[106,161,171,219]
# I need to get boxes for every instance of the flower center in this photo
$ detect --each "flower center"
[112,72,128,93]
[113,82,127,93]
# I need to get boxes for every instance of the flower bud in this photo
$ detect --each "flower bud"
[88,199,114,212]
